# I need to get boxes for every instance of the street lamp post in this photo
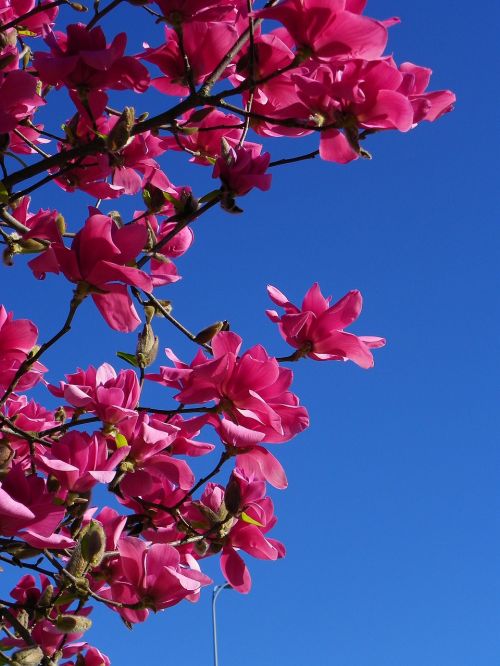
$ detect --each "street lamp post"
[212,583,232,666]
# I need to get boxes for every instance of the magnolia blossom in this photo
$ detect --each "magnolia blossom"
[0,305,46,390]
[49,363,141,424]
[188,469,285,593]
[0,71,44,134]
[29,213,153,332]
[149,331,309,444]
[34,24,150,94]
[0,465,70,548]
[37,431,129,497]
[257,0,390,60]
[213,142,272,197]
[102,538,211,623]
[267,283,385,368]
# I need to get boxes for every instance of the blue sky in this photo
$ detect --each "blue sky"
[1,1,499,664]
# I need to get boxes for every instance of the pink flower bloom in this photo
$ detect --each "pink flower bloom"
[65,646,111,666]
[160,108,244,165]
[34,24,150,94]
[213,142,272,198]
[162,413,215,456]
[49,363,141,425]
[143,22,240,96]
[29,213,153,332]
[398,62,456,125]
[0,465,68,547]
[257,0,389,61]
[150,331,309,444]
[116,414,195,500]
[2,396,58,464]
[293,59,414,163]
[37,431,129,497]
[233,30,310,139]
[8,124,51,155]
[138,215,194,287]
[103,537,211,623]
[218,419,287,489]
[193,470,284,593]
[267,283,385,368]
[0,70,44,133]
[0,305,46,390]
[0,0,59,34]
[11,197,63,245]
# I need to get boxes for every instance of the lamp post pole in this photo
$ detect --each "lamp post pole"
[212,583,232,666]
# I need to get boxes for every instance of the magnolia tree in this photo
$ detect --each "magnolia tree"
[0,1,455,664]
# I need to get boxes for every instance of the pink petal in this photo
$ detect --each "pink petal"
[220,548,251,593]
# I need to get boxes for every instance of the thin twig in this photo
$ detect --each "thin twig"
[85,0,122,30]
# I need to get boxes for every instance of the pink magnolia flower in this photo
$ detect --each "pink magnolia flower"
[138,215,194,287]
[64,646,111,666]
[266,283,385,368]
[103,537,211,623]
[213,142,272,198]
[11,197,63,246]
[149,331,309,444]
[37,431,129,497]
[257,0,389,61]
[143,22,240,96]
[0,70,44,133]
[218,419,287,489]
[294,59,414,163]
[116,413,195,500]
[8,124,51,155]
[29,212,153,332]
[2,396,58,464]
[49,363,141,425]
[233,30,310,139]
[0,305,46,390]
[160,108,244,165]
[160,413,215,456]
[0,465,69,548]
[191,470,284,593]
[34,24,150,94]
[398,61,456,125]
[0,0,59,34]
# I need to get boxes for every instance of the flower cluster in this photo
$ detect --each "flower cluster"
[0,0,454,662]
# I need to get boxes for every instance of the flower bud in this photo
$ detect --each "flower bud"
[194,321,229,345]
[16,610,29,629]
[55,213,66,235]
[55,614,92,634]
[0,440,14,471]
[65,0,88,10]
[224,477,241,515]
[136,322,158,368]
[11,647,44,666]
[194,539,210,556]
[153,299,172,316]
[80,520,106,568]
[36,584,54,610]
[66,544,86,578]
[106,107,135,152]
[108,210,123,227]
[12,238,49,255]
[143,183,167,213]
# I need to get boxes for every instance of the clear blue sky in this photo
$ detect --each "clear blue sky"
[2,1,499,664]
